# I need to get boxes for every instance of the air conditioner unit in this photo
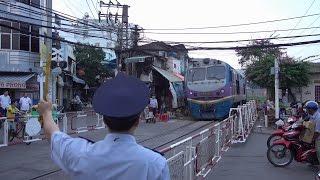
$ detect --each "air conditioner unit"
[0,51,9,65]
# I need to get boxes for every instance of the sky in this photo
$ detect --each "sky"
[53,0,320,69]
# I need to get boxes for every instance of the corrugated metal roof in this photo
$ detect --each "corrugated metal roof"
[153,66,183,82]
[0,74,34,83]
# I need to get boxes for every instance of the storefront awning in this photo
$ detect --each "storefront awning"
[153,66,183,82]
[72,75,85,84]
[125,56,152,64]
[0,74,34,89]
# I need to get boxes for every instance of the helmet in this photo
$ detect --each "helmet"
[305,101,319,111]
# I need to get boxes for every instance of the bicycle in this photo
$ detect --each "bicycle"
[8,115,31,145]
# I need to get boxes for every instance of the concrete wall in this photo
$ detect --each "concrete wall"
[292,73,320,102]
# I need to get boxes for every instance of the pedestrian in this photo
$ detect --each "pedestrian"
[19,93,32,113]
[37,73,170,180]
[149,95,158,117]
[0,90,11,117]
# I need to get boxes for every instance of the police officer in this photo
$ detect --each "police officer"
[38,73,170,180]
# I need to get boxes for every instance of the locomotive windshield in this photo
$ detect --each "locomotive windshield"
[207,66,225,80]
[187,68,206,82]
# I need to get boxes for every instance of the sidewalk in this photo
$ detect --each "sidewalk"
[206,128,317,180]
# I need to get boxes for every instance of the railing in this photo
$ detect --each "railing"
[0,100,258,180]
[159,100,257,180]
[0,110,106,146]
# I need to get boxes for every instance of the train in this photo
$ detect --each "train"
[185,58,246,120]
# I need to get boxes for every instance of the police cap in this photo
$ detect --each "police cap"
[93,73,150,118]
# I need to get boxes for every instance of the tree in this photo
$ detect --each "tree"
[236,39,311,102]
[74,45,108,87]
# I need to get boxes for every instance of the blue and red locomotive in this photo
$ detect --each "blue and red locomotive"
[186,58,246,120]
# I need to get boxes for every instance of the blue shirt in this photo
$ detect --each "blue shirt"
[51,132,170,180]
[310,111,320,134]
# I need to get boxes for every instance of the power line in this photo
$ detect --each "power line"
[90,0,99,13]
[0,10,118,42]
[0,22,114,50]
[0,0,104,31]
[286,0,317,36]
[141,12,320,31]
[140,33,320,44]
[2,21,320,51]
[86,0,97,18]
[143,26,320,35]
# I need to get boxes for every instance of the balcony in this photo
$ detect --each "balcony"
[0,50,41,73]
[0,1,43,26]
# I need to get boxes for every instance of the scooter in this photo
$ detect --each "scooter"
[267,122,318,167]
[267,116,298,148]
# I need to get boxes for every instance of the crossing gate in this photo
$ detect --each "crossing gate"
[160,100,257,180]
[70,111,105,133]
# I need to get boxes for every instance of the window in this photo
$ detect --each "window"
[1,34,10,49]
[12,22,20,50]
[31,26,39,52]
[0,21,11,49]
[315,86,320,102]
[19,0,30,5]
[207,66,226,80]
[31,0,40,7]
[187,68,206,82]
[20,23,30,51]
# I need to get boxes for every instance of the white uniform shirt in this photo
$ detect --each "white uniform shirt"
[0,95,11,109]
[19,97,32,111]
[149,98,158,108]
[51,132,170,180]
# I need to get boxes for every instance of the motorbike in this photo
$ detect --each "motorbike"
[267,122,318,167]
[267,116,298,148]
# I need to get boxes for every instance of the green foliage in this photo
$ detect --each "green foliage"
[236,39,311,100]
[74,45,107,87]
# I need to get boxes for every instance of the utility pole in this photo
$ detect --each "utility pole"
[274,58,280,120]
[99,1,129,74]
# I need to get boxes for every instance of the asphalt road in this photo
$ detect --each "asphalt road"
[205,131,317,180]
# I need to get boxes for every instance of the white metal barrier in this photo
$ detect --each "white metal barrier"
[0,117,8,147]
[160,100,258,180]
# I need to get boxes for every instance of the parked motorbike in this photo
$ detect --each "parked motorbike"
[267,122,318,167]
[267,116,298,148]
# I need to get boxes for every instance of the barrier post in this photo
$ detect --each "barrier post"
[62,113,68,133]
[0,118,8,147]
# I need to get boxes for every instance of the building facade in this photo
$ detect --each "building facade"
[0,0,48,104]
[292,63,320,103]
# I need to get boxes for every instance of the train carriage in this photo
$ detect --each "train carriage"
[186,58,246,120]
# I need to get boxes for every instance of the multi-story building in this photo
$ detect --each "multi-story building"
[0,0,49,104]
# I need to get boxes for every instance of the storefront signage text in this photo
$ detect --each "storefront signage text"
[0,81,26,89]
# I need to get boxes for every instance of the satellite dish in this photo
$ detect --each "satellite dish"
[25,118,41,136]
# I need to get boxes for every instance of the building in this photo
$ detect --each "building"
[124,42,188,111]
[292,62,320,103]
[0,0,50,104]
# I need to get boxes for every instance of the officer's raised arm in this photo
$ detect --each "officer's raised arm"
[38,98,59,141]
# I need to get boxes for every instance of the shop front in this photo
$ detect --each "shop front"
[152,66,185,111]
[0,73,39,104]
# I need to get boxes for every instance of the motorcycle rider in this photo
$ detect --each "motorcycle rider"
[305,101,320,177]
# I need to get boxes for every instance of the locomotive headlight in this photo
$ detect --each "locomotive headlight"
[220,89,225,94]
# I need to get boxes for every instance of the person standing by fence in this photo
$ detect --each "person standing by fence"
[38,73,170,180]
[0,91,11,117]
[19,93,32,113]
